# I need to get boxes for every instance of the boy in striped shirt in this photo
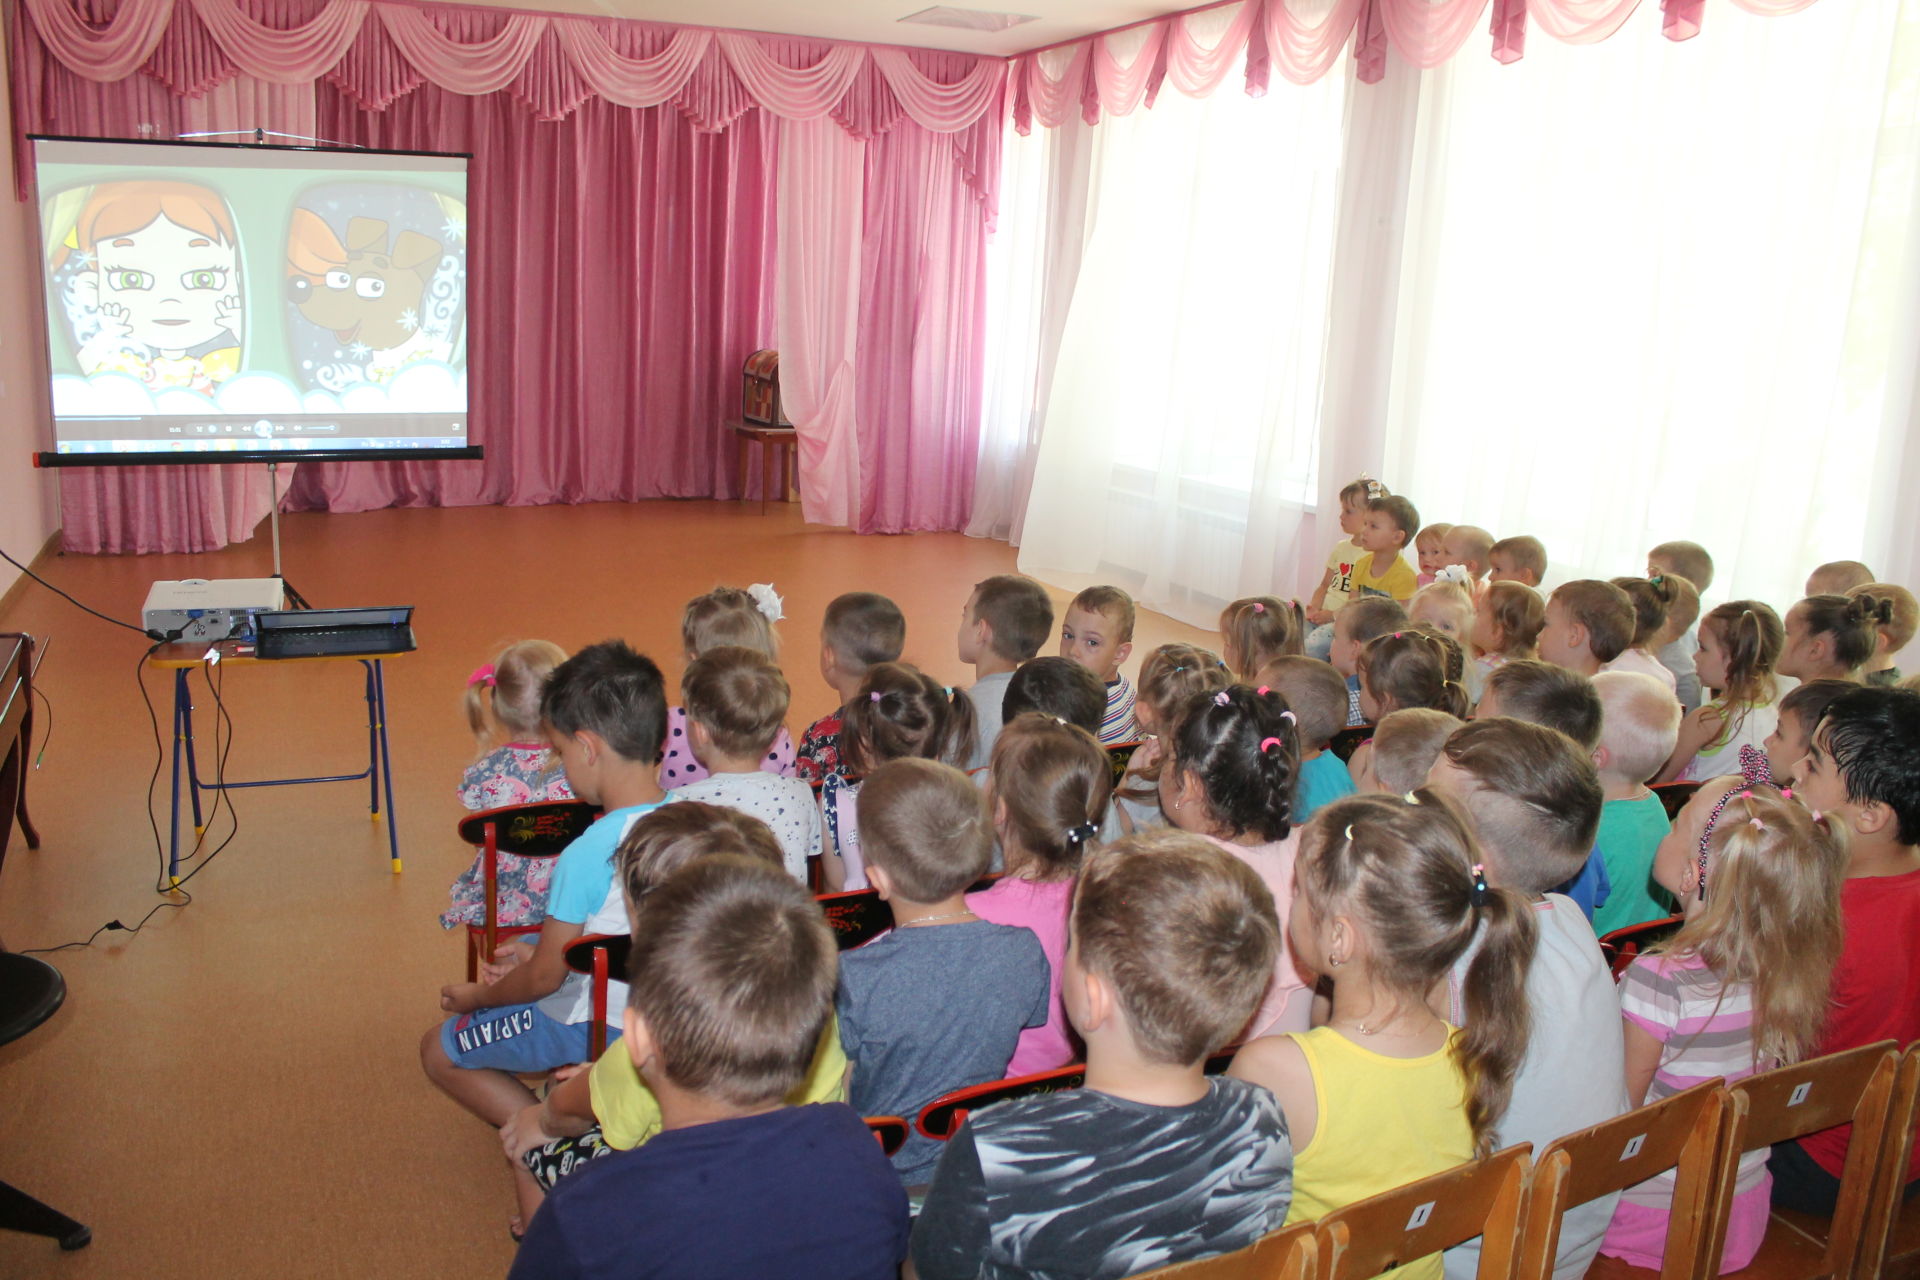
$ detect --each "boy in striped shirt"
[1059,586,1141,746]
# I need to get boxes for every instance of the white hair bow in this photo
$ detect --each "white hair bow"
[1435,564,1472,587]
[747,582,785,624]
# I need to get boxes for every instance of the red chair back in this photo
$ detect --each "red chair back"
[916,1063,1088,1139]
[815,888,895,951]
[561,931,627,1061]
[1328,725,1373,764]
[865,1116,909,1157]
[456,800,600,981]
[1596,914,1685,981]
[1650,781,1701,822]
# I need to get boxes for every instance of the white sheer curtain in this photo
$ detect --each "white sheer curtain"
[1384,0,1920,607]
[984,0,1920,618]
[1008,24,1354,627]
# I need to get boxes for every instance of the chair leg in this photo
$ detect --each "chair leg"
[0,1180,91,1250]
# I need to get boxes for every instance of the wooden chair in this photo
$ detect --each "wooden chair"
[1651,781,1703,823]
[1597,914,1686,981]
[561,931,629,1060]
[455,800,600,981]
[1518,1080,1726,1280]
[1123,1221,1316,1279]
[864,1116,909,1157]
[1329,725,1373,765]
[1314,1143,1532,1280]
[1805,1042,1920,1280]
[1704,1042,1901,1280]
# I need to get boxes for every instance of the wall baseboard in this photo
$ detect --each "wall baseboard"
[0,530,66,622]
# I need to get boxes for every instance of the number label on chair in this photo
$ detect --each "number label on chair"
[1620,1134,1646,1161]
[1405,1201,1436,1231]
[1788,1082,1812,1107]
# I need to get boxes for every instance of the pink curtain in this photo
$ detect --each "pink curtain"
[1007,0,1828,121]
[13,0,1005,546]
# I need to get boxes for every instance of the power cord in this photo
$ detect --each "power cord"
[0,542,179,642]
[165,656,241,890]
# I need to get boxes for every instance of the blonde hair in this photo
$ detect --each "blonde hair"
[1410,581,1475,646]
[1445,526,1495,574]
[682,586,779,659]
[1591,671,1683,784]
[1416,523,1454,551]
[1660,791,1847,1066]
[466,640,567,752]
[681,646,791,758]
[1481,583,1546,660]
[1806,560,1874,597]
[1489,535,1547,583]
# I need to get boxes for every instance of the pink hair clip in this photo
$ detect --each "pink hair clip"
[1258,736,1283,755]
[1748,817,1767,830]
[1252,602,1266,614]
[1257,685,1271,696]
[1280,709,1296,723]
[467,664,496,689]
[1810,809,1824,822]
[1213,691,1231,706]
[869,690,883,703]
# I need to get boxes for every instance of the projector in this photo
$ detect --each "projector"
[143,578,287,642]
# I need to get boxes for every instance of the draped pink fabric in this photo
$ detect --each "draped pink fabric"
[13,0,1005,545]
[1008,0,1826,116]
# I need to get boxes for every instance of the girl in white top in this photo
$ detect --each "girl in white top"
[1658,602,1787,784]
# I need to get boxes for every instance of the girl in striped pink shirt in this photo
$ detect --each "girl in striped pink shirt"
[1599,789,1848,1272]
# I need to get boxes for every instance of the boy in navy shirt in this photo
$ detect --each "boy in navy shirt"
[510,855,908,1279]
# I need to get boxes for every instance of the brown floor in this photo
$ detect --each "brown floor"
[0,498,1211,1279]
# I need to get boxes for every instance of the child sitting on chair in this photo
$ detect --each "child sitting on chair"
[662,585,795,786]
[1588,672,1681,938]
[838,759,1049,1186]
[1060,585,1143,744]
[1778,686,1920,1215]
[1001,656,1106,738]
[1424,718,1627,1280]
[1113,644,1230,835]
[913,830,1293,1280]
[1541,580,1637,679]
[501,804,848,1228]
[957,574,1055,769]
[1647,541,1714,708]
[1303,475,1382,656]
[796,592,905,783]
[1487,535,1548,588]
[671,646,821,883]
[508,856,909,1280]
[1441,525,1495,600]
[1220,596,1306,681]
[421,643,669,1168]
[1604,577,1680,691]
[1352,494,1422,604]
[442,640,573,932]
[1330,597,1410,727]
[1254,655,1355,822]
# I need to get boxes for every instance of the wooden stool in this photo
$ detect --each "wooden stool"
[727,420,798,515]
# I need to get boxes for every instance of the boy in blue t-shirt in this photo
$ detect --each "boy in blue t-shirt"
[510,856,908,1280]
[421,640,668,1132]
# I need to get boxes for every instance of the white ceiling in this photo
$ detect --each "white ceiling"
[430,0,1181,56]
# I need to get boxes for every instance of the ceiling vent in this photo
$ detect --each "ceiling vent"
[898,6,1039,31]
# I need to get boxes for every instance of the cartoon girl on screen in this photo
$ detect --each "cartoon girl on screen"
[53,181,243,397]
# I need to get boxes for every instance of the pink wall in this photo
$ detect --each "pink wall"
[0,22,58,600]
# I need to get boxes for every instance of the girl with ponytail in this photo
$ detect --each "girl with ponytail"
[1160,683,1311,1034]
[441,640,573,930]
[1778,591,1893,683]
[968,713,1115,1076]
[1659,602,1786,783]
[1229,792,1536,1280]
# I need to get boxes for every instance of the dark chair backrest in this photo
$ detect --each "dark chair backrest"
[1596,914,1685,981]
[916,1063,1089,1139]
[1651,781,1702,823]
[865,1115,909,1157]
[816,888,895,951]
[1328,725,1373,764]
[455,799,600,857]
[1105,741,1143,788]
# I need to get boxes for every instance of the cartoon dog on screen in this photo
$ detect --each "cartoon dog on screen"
[54,181,243,396]
[286,210,451,386]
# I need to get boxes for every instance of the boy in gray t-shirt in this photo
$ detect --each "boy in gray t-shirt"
[837,758,1047,1184]
[912,830,1292,1280]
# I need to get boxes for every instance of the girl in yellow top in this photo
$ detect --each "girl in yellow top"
[1230,792,1536,1279]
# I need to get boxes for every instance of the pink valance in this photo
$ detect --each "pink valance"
[1009,0,1825,126]
[18,0,1007,135]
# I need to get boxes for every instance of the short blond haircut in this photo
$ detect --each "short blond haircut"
[683,586,779,659]
[1490,535,1547,583]
[1853,582,1918,654]
[1372,709,1464,794]
[1591,671,1683,785]
[1070,585,1137,643]
[681,646,790,757]
[1072,829,1278,1065]
[1410,581,1475,645]
[1649,541,1715,593]
[1807,560,1874,597]
[1416,523,1454,551]
[1445,525,1495,574]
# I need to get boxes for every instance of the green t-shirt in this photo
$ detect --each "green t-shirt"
[1590,792,1678,938]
